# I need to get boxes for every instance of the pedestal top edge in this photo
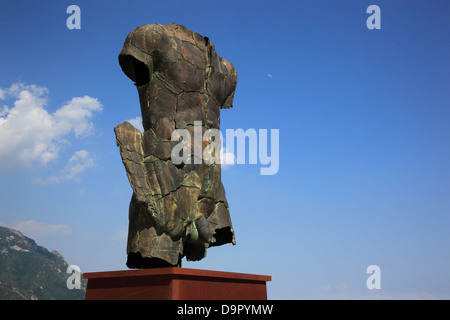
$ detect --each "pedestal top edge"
[83,267,271,282]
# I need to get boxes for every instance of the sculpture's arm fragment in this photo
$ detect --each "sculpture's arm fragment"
[114,121,150,203]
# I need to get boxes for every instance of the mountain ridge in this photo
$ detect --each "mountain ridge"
[0,226,86,300]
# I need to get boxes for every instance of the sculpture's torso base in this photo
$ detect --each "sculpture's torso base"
[83,267,271,300]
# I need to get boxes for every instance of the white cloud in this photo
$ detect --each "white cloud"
[54,96,103,138]
[62,150,95,181]
[33,149,95,185]
[0,82,102,173]
[126,116,144,132]
[1,220,72,238]
[267,74,273,78]
[0,106,10,117]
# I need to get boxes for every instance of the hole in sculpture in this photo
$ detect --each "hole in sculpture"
[119,54,150,86]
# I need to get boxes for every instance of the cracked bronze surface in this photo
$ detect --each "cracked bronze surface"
[115,23,237,268]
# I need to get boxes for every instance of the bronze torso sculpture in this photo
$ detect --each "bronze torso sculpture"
[115,23,237,268]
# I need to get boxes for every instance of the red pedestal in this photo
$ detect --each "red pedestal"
[83,267,271,300]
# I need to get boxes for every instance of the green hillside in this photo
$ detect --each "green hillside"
[0,226,86,300]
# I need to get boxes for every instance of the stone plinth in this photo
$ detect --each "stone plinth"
[83,267,271,300]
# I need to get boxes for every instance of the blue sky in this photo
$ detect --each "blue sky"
[0,0,449,299]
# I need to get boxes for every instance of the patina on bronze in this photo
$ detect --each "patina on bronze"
[115,23,237,268]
